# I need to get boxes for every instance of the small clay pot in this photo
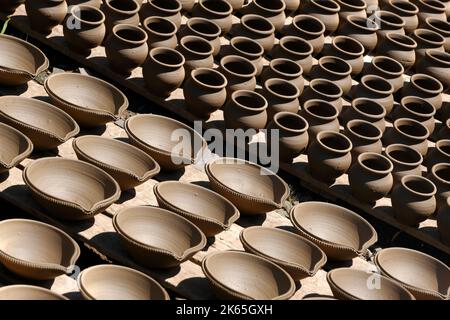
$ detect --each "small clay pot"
[260,58,304,93]
[240,0,286,32]
[223,90,268,130]
[25,0,68,35]
[224,37,264,77]
[364,55,405,93]
[437,198,450,246]
[401,73,443,112]
[351,74,395,114]
[427,163,450,210]
[299,78,343,114]
[179,17,222,56]
[335,0,367,24]
[271,36,314,75]
[416,49,450,89]
[413,28,446,62]
[392,175,437,227]
[300,99,340,141]
[177,35,214,75]
[415,0,447,23]
[67,0,102,8]
[143,16,178,50]
[308,131,353,183]
[384,144,423,185]
[192,0,233,34]
[437,119,450,140]
[376,33,417,70]
[311,56,353,95]
[282,15,325,56]
[373,10,406,40]
[383,118,430,156]
[140,0,182,29]
[219,55,257,97]
[143,47,185,98]
[337,15,379,53]
[266,112,309,162]
[0,0,25,14]
[105,24,149,76]
[422,17,450,51]
[344,119,383,160]
[426,139,450,171]
[302,0,341,34]
[392,96,436,134]
[236,14,276,53]
[382,0,419,34]
[342,98,387,132]
[263,78,301,121]
[323,35,365,75]
[104,0,140,35]
[183,68,227,119]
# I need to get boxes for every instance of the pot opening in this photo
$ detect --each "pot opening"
[193,70,226,87]
[267,81,298,97]
[349,121,381,139]
[272,59,302,75]
[223,59,256,76]
[421,0,446,10]
[321,57,351,74]
[415,29,444,44]
[364,77,392,93]
[233,91,267,110]
[428,18,450,32]
[116,28,146,42]
[388,33,417,47]
[392,0,418,13]
[373,56,404,75]
[146,18,176,34]
[306,101,338,118]
[295,16,324,33]
[233,38,263,55]
[412,75,442,92]
[152,0,180,11]
[397,122,428,138]
[313,0,340,10]
[361,155,392,172]
[276,113,308,131]
[376,11,404,27]
[435,165,450,182]
[437,141,450,156]
[428,50,450,64]
[312,80,342,96]
[334,37,364,55]
[256,0,285,10]
[75,7,104,23]
[339,0,366,8]
[153,50,184,66]
[387,145,422,165]
[282,38,312,55]
[402,98,435,116]
[351,16,378,30]
[243,16,274,32]
[403,177,436,195]
[353,99,386,117]
[190,19,220,36]
[109,0,138,11]
[320,133,352,151]
[183,38,212,54]
[203,0,232,14]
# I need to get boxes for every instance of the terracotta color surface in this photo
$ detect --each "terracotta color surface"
[337,15,379,53]
[143,16,178,50]
[179,17,221,56]
[178,35,214,74]
[351,74,394,115]
[401,73,443,112]
[392,96,436,134]
[240,0,286,32]
[384,143,424,185]
[0,285,68,300]
[311,56,353,95]
[422,17,450,51]
[342,98,387,132]
[301,0,340,34]
[25,0,67,35]
[300,79,343,114]
[323,35,365,75]
[364,55,405,93]
[271,36,314,76]
[140,0,182,29]
[223,89,268,130]
[383,118,430,156]
[236,14,275,53]
[382,0,419,34]
[0,123,33,174]
[191,0,233,34]
[416,49,450,89]
[283,15,325,56]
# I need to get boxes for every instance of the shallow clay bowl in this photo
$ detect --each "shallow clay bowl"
[240,226,327,281]
[0,123,33,174]
[0,96,79,150]
[0,34,49,86]
[78,265,170,300]
[375,247,450,300]
[113,206,207,269]
[23,158,121,220]
[154,181,240,237]
[202,251,296,300]
[205,158,290,215]
[73,136,160,191]
[327,268,415,300]
[125,114,207,171]
[0,285,68,300]
[290,202,378,261]
[44,73,129,127]
[0,219,80,280]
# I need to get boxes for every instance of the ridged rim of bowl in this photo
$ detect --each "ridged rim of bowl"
[0,122,34,170]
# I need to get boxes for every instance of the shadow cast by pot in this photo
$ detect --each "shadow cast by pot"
[64,291,84,300]
[176,277,215,299]
[155,168,186,181]
[190,180,211,189]
[0,83,28,96]
[236,214,268,228]
[0,172,10,183]
[276,225,298,234]
[116,189,137,204]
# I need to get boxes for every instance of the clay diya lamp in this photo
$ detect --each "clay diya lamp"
[179,17,222,56]
[311,56,353,95]
[300,79,343,114]
[283,15,325,56]
[335,0,367,25]
[352,74,394,114]
[0,123,33,174]
[223,90,268,130]
[177,35,214,75]
[140,0,182,29]
[344,119,383,160]
[192,0,233,34]
[427,163,450,210]
[219,55,257,98]
[373,10,406,39]
[342,98,387,132]
[271,36,314,76]
[416,49,450,89]
[413,28,445,61]
[260,58,304,92]
[401,73,443,112]
[392,96,436,134]
[364,55,405,93]
[25,0,67,35]
[426,139,450,170]
[263,78,301,121]
[323,35,365,75]
[437,198,450,246]
[104,0,140,34]
[300,99,340,141]
[236,14,276,53]
[337,15,379,53]
[240,0,286,32]
[384,143,423,185]
[0,285,68,300]
[376,33,417,70]
[415,0,447,23]
[422,17,450,51]
[143,16,178,50]
[302,0,341,34]
[382,0,419,34]
[224,37,264,77]
[383,118,430,156]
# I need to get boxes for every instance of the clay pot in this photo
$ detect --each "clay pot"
[335,0,367,24]
[140,0,182,29]
[352,75,394,114]
[219,55,257,97]
[183,68,227,119]
[0,0,25,14]
[300,99,340,141]
[240,0,286,32]
[401,73,443,112]
[236,14,276,53]
[224,37,264,76]
[45,72,129,127]
[154,181,240,237]
[373,10,406,39]
[307,131,353,182]
[271,36,314,75]
[375,247,450,300]
[192,0,233,34]
[0,285,68,300]
[364,55,405,93]
[422,17,450,51]
[78,265,170,300]
[104,0,140,35]
[282,15,325,56]
[25,0,67,35]
[302,0,341,34]
[177,35,214,74]
[327,268,415,300]
[202,251,295,300]
[384,144,423,184]
[223,90,268,130]
[337,15,379,53]
[437,119,450,140]
[113,206,207,268]
[311,56,353,95]
[299,79,343,114]
[284,0,301,12]
[413,28,445,61]
[342,98,387,132]
[105,24,148,74]
[290,202,378,261]
[178,0,195,12]
[0,219,80,280]
[344,119,383,160]
[67,0,102,8]
[63,5,106,55]
[240,226,327,281]
[426,139,450,171]
[205,157,290,215]
[125,114,206,171]
[72,136,160,191]
[323,35,365,75]
[260,58,304,92]
[427,163,450,210]
[143,47,186,98]
[180,18,221,56]
[437,198,450,246]
[415,0,447,23]
[143,16,178,50]
[263,78,301,121]
[377,33,417,70]
[0,123,33,174]
[266,112,309,162]
[382,0,419,34]
[392,96,436,134]
[416,49,450,89]
[0,96,79,150]
[440,0,450,17]
[383,118,430,156]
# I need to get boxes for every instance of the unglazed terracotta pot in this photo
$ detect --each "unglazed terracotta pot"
[344,119,383,160]
[183,68,227,119]
[0,0,25,14]
[323,35,365,75]
[260,58,304,92]
[223,90,268,130]
[143,16,178,50]
[0,285,68,300]
[364,55,405,93]
[140,0,182,29]
[205,158,290,215]
[179,17,222,56]
[299,79,343,114]
[376,33,417,70]
[337,15,379,53]
[351,74,394,114]
[415,0,447,23]
[202,251,295,300]
[223,37,264,76]
[219,55,257,97]
[113,206,207,268]
[290,202,378,261]
[300,99,340,141]
[413,28,445,62]
[25,0,67,35]
[104,0,140,34]
[0,219,80,280]
[383,118,430,156]
[335,0,367,24]
[416,49,450,89]
[392,96,436,134]
[240,0,286,32]
[0,123,33,174]
[373,10,406,40]
[307,131,353,183]
[302,0,341,34]
[177,35,214,74]
[284,0,301,12]
[236,14,276,53]
[384,144,423,184]
[78,265,170,300]
[311,56,352,95]
[240,226,327,281]
[426,139,450,171]
[427,163,450,210]
[263,78,301,121]
[437,198,450,246]
[391,175,437,226]
[401,73,443,111]
[422,17,450,51]
[271,36,314,75]
[192,0,233,34]
[67,0,102,8]
[143,47,185,98]
[382,0,419,34]
[342,98,387,132]
[266,112,309,162]
[282,15,325,56]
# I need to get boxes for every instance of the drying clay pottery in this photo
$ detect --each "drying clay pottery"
[0,96,79,150]
[373,10,406,39]
[219,55,257,97]
[415,0,447,23]
[104,0,140,34]
[271,36,314,76]
[78,265,170,300]
[311,56,352,95]
[45,72,129,128]
[401,73,443,112]
[0,123,33,174]
[342,98,386,133]
[392,96,436,134]
[427,163,450,210]
[351,74,394,114]
[323,35,365,75]
[300,79,343,114]
[344,119,383,160]
[283,15,325,56]
[413,28,445,62]
[300,99,340,141]
[384,143,423,184]
[25,0,67,35]
[0,285,68,300]
[290,202,378,261]
[426,139,450,171]
[437,198,450,246]
[143,16,178,50]
[376,33,417,70]
[205,158,290,215]
[113,206,207,269]
[192,0,233,34]
[0,0,25,14]
[337,15,379,53]
[302,0,341,34]
[336,0,367,24]
[140,0,182,29]
[382,0,419,34]
[222,36,264,76]
[241,0,286,32]
[236,14,275,53]
[422,17,450,51]
[364,55,405,93]
[67,0,102,8]
[0,34,49,86]
[260,58,304,92]
[154,181,240,237]
[416,49,450,89]
[202,250,295,300]
[223,90,268,130]
[0,219,80,280]
[178,35,214,74]
[179,18,222,56]
[383,118,430,156]
[263,78,301,121]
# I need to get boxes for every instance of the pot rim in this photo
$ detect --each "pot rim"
[425,17,450,35]
[351,97,387,119]
[332,35,365,57]
[279,36,314,56]
[186,17,221,38]
[0,122,34,169]
[385,33,417,49]
[230,36,264,58]
[388,0,419,15]
[220,55,257,78]
[370,55,405,77]
[417,0,446,11]
[316,130,353,154]
[374,10,406,28]
[269,58,303,78]
[361,74,394,95]
[356,152,394,175]
[252,0,286,13]
[431,163,450,185]
[230,90,268,112]
[272,111,309,134]
[149,47,186,68]
[336,0,366,10]
[425,49,450,66]
[435,139,450,158]
[346,119,383,141]
[393,117,430,140]
[0,285,68,300]
[180,35,214,57]
[410,73,443,94]
[292,14,326,36]
[147,0,182,13]
[413,28,445,46]
[143,16,177,37]
[264,78,300,100]
[385,143,423,167]
[318,56,352,76]
[111,24,148,45]
[199,0,233,16]
[69,5,105,26]
[346,15,380,32]
[106,0,140,15]
[400,175,437,197]
[400,96,436,118]
[241,14,275,35]
[309,0,341,13]
[190,67,228,90]
[309,78,343,99]
[304,99,339,121]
